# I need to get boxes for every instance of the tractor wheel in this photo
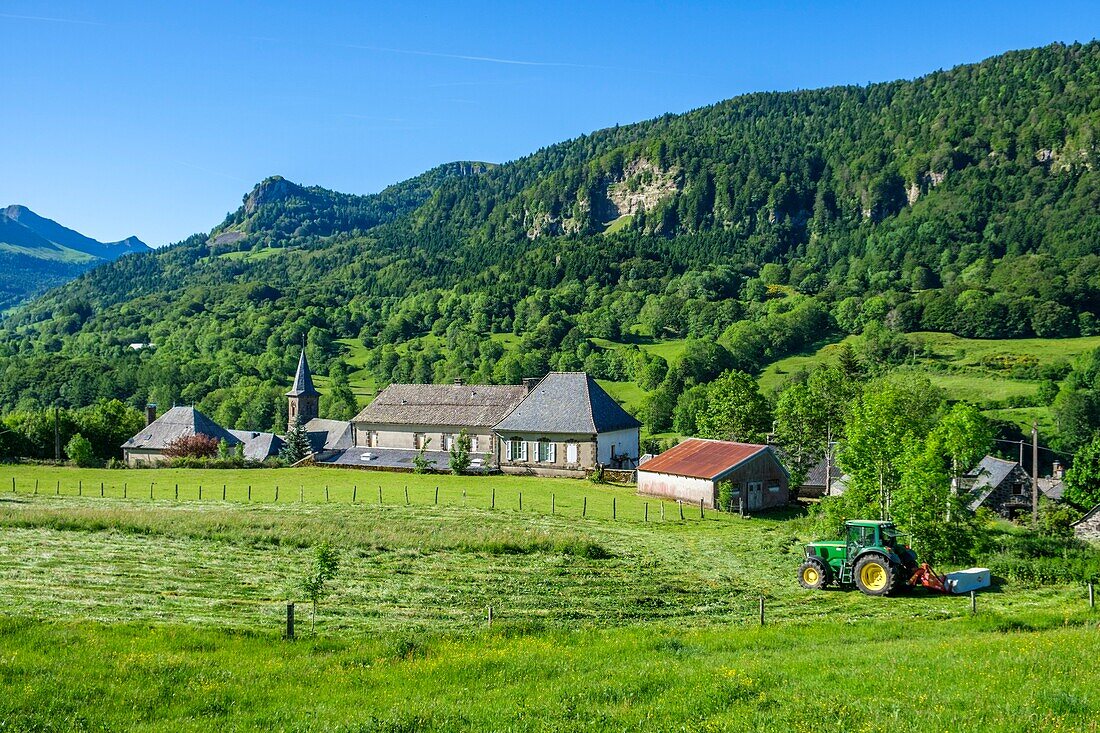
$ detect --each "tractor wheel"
[797,557,830,590]
[853,554,900,596]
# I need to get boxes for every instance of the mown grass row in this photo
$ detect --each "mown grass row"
[1,614,1098,732]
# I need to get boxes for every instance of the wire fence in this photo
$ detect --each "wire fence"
[6,475,724,523]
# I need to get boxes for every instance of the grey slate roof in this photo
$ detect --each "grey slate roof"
[802,455,840,488]
[493,372,641,435]
[122,406,239,450]
[305,418,354,452]
[965,455,1021,510]
[352,383,527,428]
[228,430,284,461]
[286,350,319,397]
[1038,477,1065,501]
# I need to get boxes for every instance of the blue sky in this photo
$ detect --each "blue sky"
[4,1,1100,246]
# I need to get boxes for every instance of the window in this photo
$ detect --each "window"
[538,439,555,463]
[768,483,780,493]
[509,438,527,462]
[565,442,578,464]
[470,435,479,453]
[1012,481,1026,496]
[443,433,455,451]
[414,433,427,449]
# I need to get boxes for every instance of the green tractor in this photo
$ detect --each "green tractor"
[798,520,920,596]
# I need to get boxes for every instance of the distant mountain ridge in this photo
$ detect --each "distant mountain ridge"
[0,205,148,309]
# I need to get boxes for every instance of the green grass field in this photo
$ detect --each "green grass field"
[1,465,1098,729]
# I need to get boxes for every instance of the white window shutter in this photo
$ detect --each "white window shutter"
[548,442,556,462]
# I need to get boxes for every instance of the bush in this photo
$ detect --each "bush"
[164,434,219,459]
[65,434,99,468]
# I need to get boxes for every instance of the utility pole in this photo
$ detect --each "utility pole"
[1031,421,1039,529]
[54,405,61,461]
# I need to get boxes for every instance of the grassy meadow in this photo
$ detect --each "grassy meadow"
[2,465,1098,730]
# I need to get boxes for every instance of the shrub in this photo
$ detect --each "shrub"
[65,433,99,468]
[164,434,219,459]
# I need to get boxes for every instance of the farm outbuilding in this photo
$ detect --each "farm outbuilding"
[1073,504,1100,543]
[636,438,789,511]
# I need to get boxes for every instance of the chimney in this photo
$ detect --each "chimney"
[522,377,540,393]
[1052,461,1064,480]
[453,378,465,386]
[145,404,157,426]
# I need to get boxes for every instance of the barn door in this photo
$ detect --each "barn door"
[748,482,763,511]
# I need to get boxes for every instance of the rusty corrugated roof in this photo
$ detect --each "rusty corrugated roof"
[638,438,769,481]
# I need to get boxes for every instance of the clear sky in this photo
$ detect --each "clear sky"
[4,1,1100,246]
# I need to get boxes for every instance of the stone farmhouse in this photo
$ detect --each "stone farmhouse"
[493,372,642,478]
[324,372,641,477]
[123,349,642,477]
[961,455,1033,518]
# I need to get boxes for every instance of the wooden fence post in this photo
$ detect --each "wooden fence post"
[491,488,495,509]
[759,596,765,626]
[552,493,555,515]
[582,496,587,517]
[699,498,704,519]
[1088,582,1095,609]
[56,480,60,496]
[612,497,616,520]
[378,486,382,506]
[435,486,439,505]
[325,486,329,502]
[174,484,178,501]
[199,485,202,500]
[10,477,14,493]
[286,602,295,640]
[519,491,522,511]
[123,482,127,499]
[645,503,648,522]
[248,485,252,502]
[404,486,409,505]
[275,485,279,502]
[299,485,303,503]
[150,482,153,499]
[78,480,82,496]
[661,503,665,521]
[100,482,104,497]
[34,479,38,495]
[970,590,977,615]
[678,500,684,520]
[352,485,357,503]
[223,484,227,501]
[487,605,493,627]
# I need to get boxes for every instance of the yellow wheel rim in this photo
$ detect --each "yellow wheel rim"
[860,562,887,591]
[803,567,820,585]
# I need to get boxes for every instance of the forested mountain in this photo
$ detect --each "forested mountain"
[0,205,148,309]
[3,41,1100,442]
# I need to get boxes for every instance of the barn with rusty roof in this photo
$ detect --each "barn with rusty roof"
[637,438,789,512]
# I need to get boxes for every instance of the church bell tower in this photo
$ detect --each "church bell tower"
[287,348,320,429]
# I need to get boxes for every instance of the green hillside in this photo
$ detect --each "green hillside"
[2,42,1100,456]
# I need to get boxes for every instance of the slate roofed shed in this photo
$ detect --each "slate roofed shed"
[493,373,641,434]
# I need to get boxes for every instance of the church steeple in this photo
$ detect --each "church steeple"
[287,349,320,429]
